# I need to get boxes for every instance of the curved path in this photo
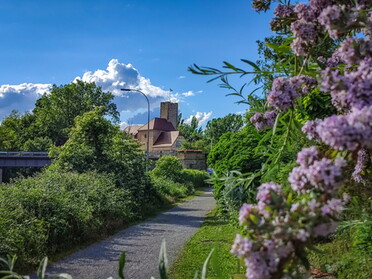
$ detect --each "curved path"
[42,189,215,279]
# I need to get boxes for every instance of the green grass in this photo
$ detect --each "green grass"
[308,235,372,279]
[168,210,244,279]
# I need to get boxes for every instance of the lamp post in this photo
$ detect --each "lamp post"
[121,88,150,165]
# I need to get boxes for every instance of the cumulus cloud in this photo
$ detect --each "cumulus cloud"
[184,111,213,126]
[178,75,186,79]
[0,83,51,119]
[0,59,196,124]
[74,59,180,113]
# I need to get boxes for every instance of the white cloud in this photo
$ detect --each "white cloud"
[178,75,186,79]
[182,91,195,97]
[74,59,180,113]
[0,59,195,124]
[184,111,213,126]
[0,83,51,119]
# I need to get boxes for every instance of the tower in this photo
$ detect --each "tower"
[160,102,178,129]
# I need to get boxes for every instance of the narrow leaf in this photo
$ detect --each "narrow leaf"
[201,249,214,279]
[118,252,126,279]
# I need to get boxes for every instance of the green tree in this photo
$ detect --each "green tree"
[49,108,152,206]
[33,80,119,146]
[204,113,244,147]
[207,126,263,176]
[151,155,184,183]
[177,116,203,143]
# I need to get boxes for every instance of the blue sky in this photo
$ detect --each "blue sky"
[0,0,274,127]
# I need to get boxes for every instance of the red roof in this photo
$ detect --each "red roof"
[138,118,176,131]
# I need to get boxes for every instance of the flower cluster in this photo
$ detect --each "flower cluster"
[269,1,372,56]
[267,76,317,111]
[289,147,346,195]
[232,177,348,278]
[352,149,370,183]
[303,106,372,152]
[321,57,372,112]
[249,110,277,130]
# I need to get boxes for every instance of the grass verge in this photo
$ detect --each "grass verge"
[168,210,243,279]
[308,236,372,279]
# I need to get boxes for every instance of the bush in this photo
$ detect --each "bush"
[181,169,210,188]
[0,170,131,267]
[150,175,189,201]
[207,126,264,176]
[49,108,155,214]
[151,155,184,183]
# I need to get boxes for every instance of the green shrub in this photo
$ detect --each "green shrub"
[151,155,184,183]
[0,170,131,267]
[181,169,209,188]
[207,126,264,176]
[150,175,189,200]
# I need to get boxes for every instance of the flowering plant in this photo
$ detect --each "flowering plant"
[191,0,371,278]
[228,1,372,278]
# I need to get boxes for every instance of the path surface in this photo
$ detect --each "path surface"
[42,189,215,279]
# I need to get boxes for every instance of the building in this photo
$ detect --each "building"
[125,102,184,153]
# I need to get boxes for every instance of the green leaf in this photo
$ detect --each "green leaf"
[158,239,168,279]
[223,61,238,71]
[37,257,48,279]
[118,252,126,279]
[241,59,261,72]
[201,249,214,279]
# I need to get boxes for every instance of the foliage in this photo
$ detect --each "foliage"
[180,139,210,153]
[169,211,243,279]
[180,169,210,188]
[309,216,372,279]
[190,0,372,278]
[0,170,130,267]
[177,116,203,143]
[0,81,119,152]
[150,155,184,183]
[204,113,244,146]
[32,80,119,146]
[49,108,154,214]
[207,126,264,176]
[22,137,53,152]
[150,175,189,201]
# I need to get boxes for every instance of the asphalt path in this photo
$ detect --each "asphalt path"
[39,188,215,279]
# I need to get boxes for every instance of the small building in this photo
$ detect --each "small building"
[125,102,184,153]
[125,101,207,170]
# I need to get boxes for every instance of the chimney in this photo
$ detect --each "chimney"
[160,102,178,129]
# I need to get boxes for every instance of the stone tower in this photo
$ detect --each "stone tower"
[160,102,178,129]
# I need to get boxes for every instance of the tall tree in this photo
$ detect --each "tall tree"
[204,113,244,146]
[33,80,119,146]
[177,116,203,143]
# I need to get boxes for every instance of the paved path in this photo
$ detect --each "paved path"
[42,189,215,279]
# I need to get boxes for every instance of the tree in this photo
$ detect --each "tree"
[204,113,244,146]
[207,125,263,176]
[177,116,203,143]
[33,80,119,146]
[49,108,151,202]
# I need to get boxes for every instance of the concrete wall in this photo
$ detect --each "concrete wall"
[177,150,206,170]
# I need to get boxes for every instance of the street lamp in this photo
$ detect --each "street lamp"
[121,88,150,164]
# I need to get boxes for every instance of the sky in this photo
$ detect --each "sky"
[0,0,274,127]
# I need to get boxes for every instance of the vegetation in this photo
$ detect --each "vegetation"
[186,1,372,278]
[169,211,242,279]
[0,171,129,268]
[0,82,209,272]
